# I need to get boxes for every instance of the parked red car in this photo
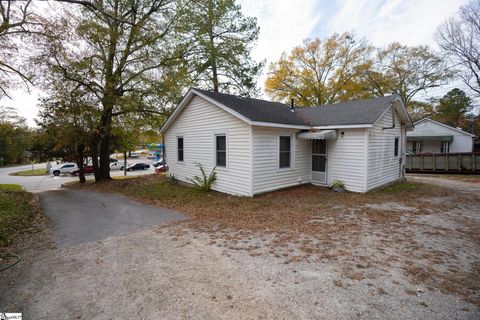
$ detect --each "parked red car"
[71,165,94,176]
[155,164,169,174]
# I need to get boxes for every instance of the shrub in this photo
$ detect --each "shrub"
[331,180,346,192]
[187,163,217,191]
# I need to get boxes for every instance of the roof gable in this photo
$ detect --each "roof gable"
[412,118,475,137]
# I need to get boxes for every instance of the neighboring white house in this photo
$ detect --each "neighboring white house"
[406,118,475,154]
[160,88,414,196]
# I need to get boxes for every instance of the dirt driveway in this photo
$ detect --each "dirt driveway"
[1,177,479,319]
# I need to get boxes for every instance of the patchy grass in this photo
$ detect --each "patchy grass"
[409,173,480,184]
[379,181,419,193]
[0,184,40,248]
[10,168,48,176]
[71,175,450,232]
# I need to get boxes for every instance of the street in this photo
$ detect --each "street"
[0,160,155,192]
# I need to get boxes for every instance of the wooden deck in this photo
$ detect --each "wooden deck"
[406,153,480,174]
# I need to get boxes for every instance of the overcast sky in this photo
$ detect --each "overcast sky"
[1,0,469,127]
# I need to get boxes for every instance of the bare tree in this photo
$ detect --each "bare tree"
[436,0,480,96]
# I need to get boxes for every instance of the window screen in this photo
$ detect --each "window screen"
[177,137,184,162]
[279,136,291,168]
[216,135,226,167]
[394,137,399,157]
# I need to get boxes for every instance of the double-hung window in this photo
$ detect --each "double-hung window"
[177,137,184,162]
[279,136,291,168]
[215,135,226,167]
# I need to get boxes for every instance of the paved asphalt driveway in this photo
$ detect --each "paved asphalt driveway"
[39,189,186,246]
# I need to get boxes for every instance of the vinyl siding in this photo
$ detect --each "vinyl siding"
[252,127,310,194]
[366,108,404,191]
[164,96,251,196]
[327,129,367,192]
[406,120,474,153]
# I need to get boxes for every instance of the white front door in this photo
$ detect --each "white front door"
[311,140,327,184]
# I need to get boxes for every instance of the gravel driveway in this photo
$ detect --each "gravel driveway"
[1,179,479,319]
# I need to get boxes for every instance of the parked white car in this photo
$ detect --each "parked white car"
[110,161,126,170]
[50,163,78,176]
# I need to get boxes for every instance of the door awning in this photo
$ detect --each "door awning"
[297,130,337,140]
[407,135,453,142]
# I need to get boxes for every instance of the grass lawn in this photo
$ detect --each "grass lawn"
[10,168,48,176]
[0,184,39,247]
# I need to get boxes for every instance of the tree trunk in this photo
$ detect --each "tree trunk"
[91,135,100,181]
[96,101,114,182]
[123,150,127,176]
[75,143,86,183]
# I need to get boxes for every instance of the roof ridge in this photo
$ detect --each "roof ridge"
[193,87,399,109]
[192,87,292,108]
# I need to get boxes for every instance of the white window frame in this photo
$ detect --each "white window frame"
[177,136,184,163]
[412,141,423,154]
[394,136,399,157]
[213,132,228,170]
[441,141,450,153]
[278,134,294,170]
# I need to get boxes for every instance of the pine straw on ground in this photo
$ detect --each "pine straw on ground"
[71,175,480,307]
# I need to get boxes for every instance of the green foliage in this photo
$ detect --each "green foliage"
[0,186,35,247]
[187,163,217,191]
[331,180,345,189]
[182,0,263,95]
[0,106,33,165]
[432,88,473,129]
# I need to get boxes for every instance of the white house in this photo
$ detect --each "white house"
[160,88,414,196]
[406,118,475,154]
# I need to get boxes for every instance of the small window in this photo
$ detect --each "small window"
[413,141,422,154]
[279,136,291,168]
[215,135,226,167]
[177,137,184,162]
[441,141,450,153]
[394,137,399,157]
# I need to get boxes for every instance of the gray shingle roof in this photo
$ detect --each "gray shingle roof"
[194,88,399,127]
[194,89,310,126]
[296,95,399,126]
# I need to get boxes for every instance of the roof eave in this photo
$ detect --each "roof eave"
[251,121,310,129]
[159,88,196,134]
[312,124,373,129]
